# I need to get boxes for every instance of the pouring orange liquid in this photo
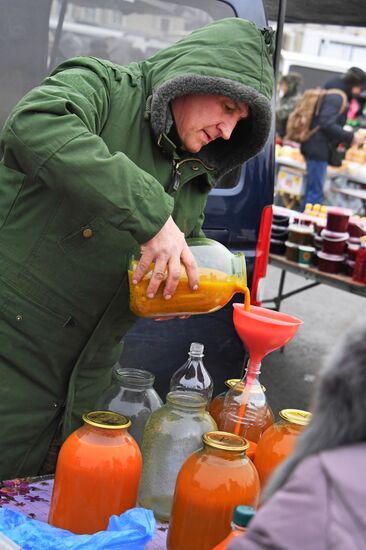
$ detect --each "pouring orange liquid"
[128,264,248,317]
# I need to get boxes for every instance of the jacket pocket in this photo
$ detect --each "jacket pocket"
[0,164,25,231]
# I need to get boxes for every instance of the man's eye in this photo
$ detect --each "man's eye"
[225,104,236,113]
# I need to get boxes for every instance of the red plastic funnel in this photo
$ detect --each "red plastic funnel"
[233,304,302,365]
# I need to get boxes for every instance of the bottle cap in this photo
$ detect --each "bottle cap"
[190,342,204,354]
[224,378,267,392]
[233,505,256,528]
[279,409,312,426]
[202,431,248,451]
[82,411,131,429]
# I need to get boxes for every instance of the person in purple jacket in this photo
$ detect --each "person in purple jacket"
[229,314,366,550]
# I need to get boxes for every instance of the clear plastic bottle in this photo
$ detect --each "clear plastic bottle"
[138,391,217,521]
[95,367,163,447]
[212,505,256,549]
[353,235,366,284]
[217,363,274,444]
[170,342,213,402]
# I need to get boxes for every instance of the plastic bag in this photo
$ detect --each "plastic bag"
[0,507,155,550]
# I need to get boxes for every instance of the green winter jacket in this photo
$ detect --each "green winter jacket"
[0,18,273,478]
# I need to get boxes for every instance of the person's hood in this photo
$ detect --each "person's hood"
[282,72,302,97]
[324,76,352,101]
[142,18,274,178]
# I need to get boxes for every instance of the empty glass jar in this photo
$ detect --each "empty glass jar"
[128,238,247,318]
[138,391,217,520]
[96,367,162,447]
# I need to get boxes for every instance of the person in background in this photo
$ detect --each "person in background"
[228,314,366,549]
[275,72,302,140]
[301,66,366,206]
[0,19,274,480]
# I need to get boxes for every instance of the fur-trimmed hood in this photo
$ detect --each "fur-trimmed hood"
[141,18,274,178]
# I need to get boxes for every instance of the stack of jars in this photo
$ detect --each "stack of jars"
[317,207,351,274]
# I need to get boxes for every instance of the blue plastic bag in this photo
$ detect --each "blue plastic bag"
[0,507,155,549]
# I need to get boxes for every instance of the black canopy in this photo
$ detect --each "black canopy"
[264,0,366,27]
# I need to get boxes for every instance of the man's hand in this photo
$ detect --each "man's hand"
[132,216,199,299]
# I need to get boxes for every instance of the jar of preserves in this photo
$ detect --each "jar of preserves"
[213,369,274,444]
[138,391,217,520]
[128,238,248,317]
[48,411,142,534]
[167,432,260,550]
[253,408,312,487]
[96,367,163,447]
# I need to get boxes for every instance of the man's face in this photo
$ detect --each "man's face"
[171,94,249,153]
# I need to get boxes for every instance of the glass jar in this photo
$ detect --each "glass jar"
[167,432,260,550]
[170,342,213,402]
[48,411,142,534]
[214,368,274,444]
[96,367,163,447]
[254,408,312,487]
[128,238,248,317]
[138,391,217,520]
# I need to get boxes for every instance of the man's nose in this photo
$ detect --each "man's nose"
[218,119,237,140]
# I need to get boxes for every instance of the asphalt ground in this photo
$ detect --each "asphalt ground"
[259,264,365,416]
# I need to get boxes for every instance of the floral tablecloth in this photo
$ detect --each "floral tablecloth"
[0,477,168,549]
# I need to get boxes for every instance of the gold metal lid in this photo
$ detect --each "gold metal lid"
[202,431,249,451]
[279,409,312,426]
[225,379,266,392]
[82,411,131,430]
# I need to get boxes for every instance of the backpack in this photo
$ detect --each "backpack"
[285,88,348,143]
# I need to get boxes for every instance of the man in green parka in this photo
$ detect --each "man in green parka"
[0,18,274,479]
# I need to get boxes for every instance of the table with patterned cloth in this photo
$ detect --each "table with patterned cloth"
[0,477,168,549]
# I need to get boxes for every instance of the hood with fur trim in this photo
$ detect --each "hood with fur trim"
[141,18,274,178]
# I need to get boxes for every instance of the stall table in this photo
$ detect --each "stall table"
[0,476,168,549]
[265,253,366,311]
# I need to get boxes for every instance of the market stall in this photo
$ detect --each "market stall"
[267,205,366,310]
[275,142,366,212]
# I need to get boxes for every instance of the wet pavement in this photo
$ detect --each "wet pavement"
[260,265,365,415]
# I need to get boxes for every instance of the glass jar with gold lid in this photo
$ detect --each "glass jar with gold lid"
[48,411,142,534]
[128,238,248,318]
[253,408,312,488]
[167,431,260,550]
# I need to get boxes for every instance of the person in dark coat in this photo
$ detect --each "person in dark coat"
[301,66,366,206]
[276,72,302,139]
[228,314,366,549]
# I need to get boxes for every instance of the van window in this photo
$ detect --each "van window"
[0,0,235,128]
[49,0,235,69]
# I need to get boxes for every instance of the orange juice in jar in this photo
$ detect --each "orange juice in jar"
[128,238,247,317]
[254,408,311,487]
[167,432,260,550]
[209,378,274,443]
[48,411,142,534]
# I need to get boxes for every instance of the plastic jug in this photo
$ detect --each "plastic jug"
[170,342,213,402]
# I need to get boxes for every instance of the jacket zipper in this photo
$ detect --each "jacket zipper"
[169,157,213,193]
